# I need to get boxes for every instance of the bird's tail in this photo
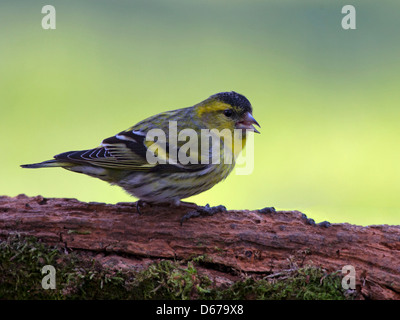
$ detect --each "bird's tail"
[21,157,120,183]
[20,160,73,169]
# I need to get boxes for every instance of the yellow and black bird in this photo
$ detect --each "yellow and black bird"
[21,91,260,213]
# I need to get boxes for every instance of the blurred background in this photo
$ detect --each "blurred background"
[1,0,399,225]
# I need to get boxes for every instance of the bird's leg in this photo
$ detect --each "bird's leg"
[136,200,150,215]
[180,203,227,226]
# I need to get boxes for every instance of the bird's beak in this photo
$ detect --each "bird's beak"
[236,112,261,133]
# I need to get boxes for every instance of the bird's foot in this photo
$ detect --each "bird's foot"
[136,200,151,215]
[180,203,227,226]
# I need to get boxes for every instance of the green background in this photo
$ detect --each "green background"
[1,0,399,225]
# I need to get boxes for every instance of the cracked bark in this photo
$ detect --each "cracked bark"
[0,194,399,299]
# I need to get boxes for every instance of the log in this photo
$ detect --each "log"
[0,194,399,300]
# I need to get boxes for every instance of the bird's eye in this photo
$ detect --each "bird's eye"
[223,109,233,117]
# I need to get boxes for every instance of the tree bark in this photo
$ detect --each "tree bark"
[0,194,399,299]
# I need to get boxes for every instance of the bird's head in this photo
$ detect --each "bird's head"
[195,91,260,134]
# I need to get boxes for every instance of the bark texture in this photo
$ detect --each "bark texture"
[0,194,399,299]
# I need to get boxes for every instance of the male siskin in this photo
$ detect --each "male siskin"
[21,91,260,207]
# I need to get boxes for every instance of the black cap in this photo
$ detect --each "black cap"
[211,91,252,113]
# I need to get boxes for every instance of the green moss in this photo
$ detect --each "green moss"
[129,260,213,299]
[207,267,348,300]
[67,229,92,235]
[0,235,351,300]
[0,235,130,299]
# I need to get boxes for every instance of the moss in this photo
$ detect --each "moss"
[129,260,213,299]
[0,235,130,299]
[206,267,348,300]
[67,229,91,235]
[0,235,351,300]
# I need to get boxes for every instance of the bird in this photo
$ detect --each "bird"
[21,91,260,216]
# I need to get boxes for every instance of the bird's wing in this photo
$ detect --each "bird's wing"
[54,130,152,170]
[55,128,210,173]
